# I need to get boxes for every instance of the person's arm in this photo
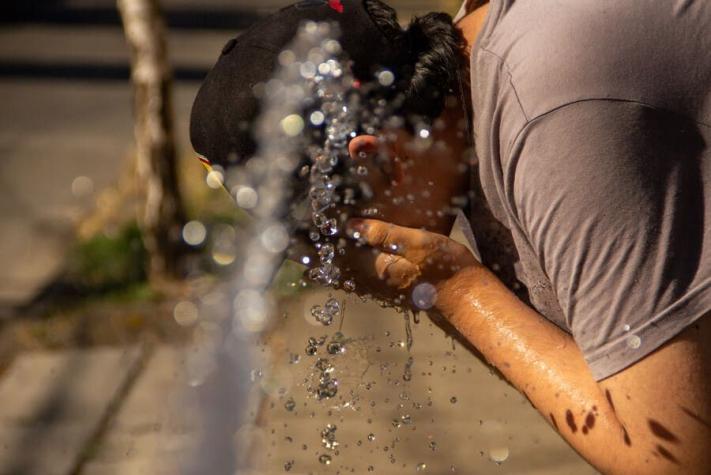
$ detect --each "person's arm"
[440,265,711,475]
[348,219,711,475]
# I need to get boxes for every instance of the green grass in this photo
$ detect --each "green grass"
[65,222,148,293]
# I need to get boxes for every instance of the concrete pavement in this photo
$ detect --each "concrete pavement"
[0,346,143,475]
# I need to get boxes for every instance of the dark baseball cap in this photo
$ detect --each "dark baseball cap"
[190,0,425,171]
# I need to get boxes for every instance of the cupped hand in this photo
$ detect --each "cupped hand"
[343,218,480,307]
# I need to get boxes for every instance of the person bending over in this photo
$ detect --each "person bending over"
[190,1,711,473]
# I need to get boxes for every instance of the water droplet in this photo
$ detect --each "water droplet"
[343,279,356,292]
[284,459,294,471]
[318,454,332,465]
[300,61,316,78]
[71,175,94,197]
[281,114,305,136]
[377,69,395,86]
[311,304,335,326]
[403,356,414,382]
[416,462,427,471]
[623,324,631,332]
[489,447,509,464]
[327,340,344,354]
[261,223,289,253]
[368,433,376,441]
[356,165,368,176]
[321,423,339,450]
[182,221,207,246]
[173,301,199,326]
[316,375,338,399]
[325,297,340,314]
[319,243,335,263]
[323,39,341,54]
[412,282,437,310]
[206,169,224,189]
[284,398,296,411]
[278,49,295,66]
[310,110,325,126]
[626,334,641,349]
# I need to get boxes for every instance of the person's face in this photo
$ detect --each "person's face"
[344,97,471,235]
[286,96,471,275]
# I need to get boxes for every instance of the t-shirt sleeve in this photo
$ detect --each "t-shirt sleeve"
[510,100,711,380]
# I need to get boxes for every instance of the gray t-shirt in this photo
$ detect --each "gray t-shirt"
[456,0,711,380]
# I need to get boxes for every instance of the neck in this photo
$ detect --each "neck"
[455,3,490,61]
[452,3,489,140]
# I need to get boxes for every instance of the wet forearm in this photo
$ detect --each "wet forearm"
[435,266,657,474]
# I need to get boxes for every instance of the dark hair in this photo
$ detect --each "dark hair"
[364,0,464,119]
[190,0,466,171]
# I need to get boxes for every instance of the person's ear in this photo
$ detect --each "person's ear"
[348,134,404,185]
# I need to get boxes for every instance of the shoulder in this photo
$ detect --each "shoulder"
[480,0,711,122]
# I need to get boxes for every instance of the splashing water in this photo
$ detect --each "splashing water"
[185,19,469,473]
[321,423,339,450]
[183,22,357,474]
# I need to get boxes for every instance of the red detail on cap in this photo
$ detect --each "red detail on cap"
[328,0,344,13]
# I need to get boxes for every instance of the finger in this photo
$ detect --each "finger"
[348,219,423,256]
[374,252,420,289]
[349,218,447,268]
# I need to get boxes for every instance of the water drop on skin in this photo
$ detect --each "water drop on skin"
[416,462,427,471]
[412,283,437,310]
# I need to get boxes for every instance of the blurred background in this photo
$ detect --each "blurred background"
[0,1,598,474]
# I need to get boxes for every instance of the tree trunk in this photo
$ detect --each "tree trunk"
[118,0,185,282]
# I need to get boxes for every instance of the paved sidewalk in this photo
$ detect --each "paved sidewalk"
[0,347,143,475]
[81,347,200,475]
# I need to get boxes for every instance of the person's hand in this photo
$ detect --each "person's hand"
[343,218,480,308]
